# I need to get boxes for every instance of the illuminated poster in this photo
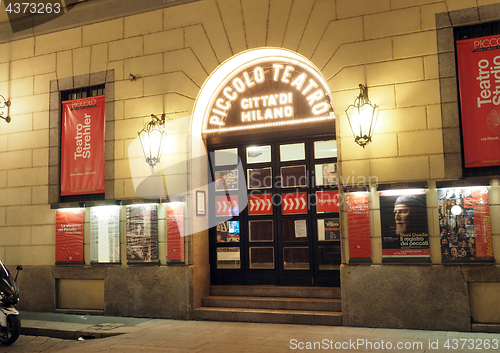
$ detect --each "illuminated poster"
[126,204,158,262]
[346,191,371,260]
[90,206,120,263]
[456,35,500,167]
[215,170,238,191]
[216,220,240,242]
[379,186,429,260]
[61,95,105,196]
[56,209,84,263]
[166,203,184,262]
[437,182,493,263]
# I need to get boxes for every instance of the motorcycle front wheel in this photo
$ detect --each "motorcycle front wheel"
[0,315,20,345]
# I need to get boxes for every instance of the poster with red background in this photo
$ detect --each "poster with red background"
[56,209,84,263]
[346,192,371,259]
[316,190,340,213]
[456,35,500,168]
[61,95,105,196]
[167,203,184,262]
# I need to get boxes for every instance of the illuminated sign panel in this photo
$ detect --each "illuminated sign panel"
[202,52,334,134]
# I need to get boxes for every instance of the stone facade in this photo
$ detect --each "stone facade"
[0,0,499,329]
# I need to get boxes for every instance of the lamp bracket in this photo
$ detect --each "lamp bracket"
[0,95,11,123]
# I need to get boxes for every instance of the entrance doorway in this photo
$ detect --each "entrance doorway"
[209,137,340,287]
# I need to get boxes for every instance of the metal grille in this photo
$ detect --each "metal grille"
[61,84,105,101]
[454,21,500,178]
[60,84,106,203]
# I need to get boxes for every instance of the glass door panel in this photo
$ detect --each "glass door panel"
[249,247,274,269]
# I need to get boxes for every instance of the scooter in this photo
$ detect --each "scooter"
[0,261,22,345]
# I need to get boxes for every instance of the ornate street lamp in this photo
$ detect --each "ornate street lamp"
[0,95,11,123]
[138,113,169,167]
[345,84,379,148]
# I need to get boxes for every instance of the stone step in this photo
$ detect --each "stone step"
[210,285,341,299]
[194,307,342,326]
[202,295,341,312]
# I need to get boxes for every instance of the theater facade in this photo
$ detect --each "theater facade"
[0,0,500,332]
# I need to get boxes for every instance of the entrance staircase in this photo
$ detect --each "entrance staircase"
[194,285,342,326]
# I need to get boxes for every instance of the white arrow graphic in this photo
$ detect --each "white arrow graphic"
[217,201,222,213]
[266,199,272,210]
[300,197,306,209]
[222,201,227,213]
[295,198,300,210]
[283,199,289,210]
[232,200,238,209]
[250,200,255,211]
[289,198,295,210]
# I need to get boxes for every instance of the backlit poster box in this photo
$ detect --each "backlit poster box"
[55,208,84,263]
[126,204,159,262]
[456,35,500,168]
[345,187,371,261]
[437,180,494,263]
[90,206,120,263]
[379,183,429,261]
[166,203,185,263]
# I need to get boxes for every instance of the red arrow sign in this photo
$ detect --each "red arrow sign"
[216,196,239,217]
[282,192,307,214]
[248,194,273,215]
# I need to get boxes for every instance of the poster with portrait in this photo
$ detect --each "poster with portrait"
[437,183,494,263]
[379,186,429,260]
[126,204,159,262]
[90,206,120,263]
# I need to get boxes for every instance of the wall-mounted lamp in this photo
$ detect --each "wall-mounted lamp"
[138,113,171,167]
[345,84,379,148]
[0,95,11,123]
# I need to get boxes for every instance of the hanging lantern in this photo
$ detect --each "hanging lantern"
[138,114,168,167]
[345,84,379,148]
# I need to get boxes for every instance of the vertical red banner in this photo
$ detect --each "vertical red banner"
[167,203,184,262]
[56,209,84,263]
[346,192,371,259]
[61,95,106,196]
[456,35,500,167]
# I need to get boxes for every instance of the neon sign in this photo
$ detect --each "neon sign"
[202,53,334,134]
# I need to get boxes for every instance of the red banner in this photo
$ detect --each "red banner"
[456,35,500,167]
[248,194,273,215]
[56,209,84,262]
[61,95,106,195]
[167,203,184,262]
[346,193,371,259]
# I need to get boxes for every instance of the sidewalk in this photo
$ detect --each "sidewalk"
[20,311,152,340]
[17,311,500,352]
